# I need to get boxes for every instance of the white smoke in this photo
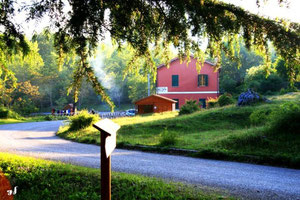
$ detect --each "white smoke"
[89,50,123,106]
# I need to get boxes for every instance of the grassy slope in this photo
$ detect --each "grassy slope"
[57,93,300,168]
[0,153,231,200]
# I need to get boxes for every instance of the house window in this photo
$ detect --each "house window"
[199,99,206,108]
[173,99,179,110]
[172,75,179,87]
[198,74,208,86]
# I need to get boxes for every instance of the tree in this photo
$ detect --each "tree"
[12,81,40,115]
[220,42,263,94]
[0,0,299,109]
[0,64,17,107]
[244,65,285,94]
[33,32,76,109]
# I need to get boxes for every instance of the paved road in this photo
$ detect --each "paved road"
[0,121,299,200]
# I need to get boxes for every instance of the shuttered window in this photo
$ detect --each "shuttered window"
[172,75,179,87]
[198,74,208,86]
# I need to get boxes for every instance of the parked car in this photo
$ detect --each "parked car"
[125,109,136,116]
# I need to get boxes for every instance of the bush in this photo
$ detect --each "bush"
[268,102,300,135]
[207,97,218,108]
[218,93,234,107]
[69,110,100,131]
[159,129,178,146]
[0,107,20,119]
[44,115,68,121]
[250,109,271,126]
[179,100,200,115]
[279,87,298,95]
[12,99,39,116]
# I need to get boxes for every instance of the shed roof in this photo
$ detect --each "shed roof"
[157,55,215,69]
[135,94,177,104]
[63,104,74,110]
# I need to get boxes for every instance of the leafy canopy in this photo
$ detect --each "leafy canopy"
[0,0,299,109]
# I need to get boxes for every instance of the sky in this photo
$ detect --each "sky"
[15,0,300,38]
[221,0,299,23]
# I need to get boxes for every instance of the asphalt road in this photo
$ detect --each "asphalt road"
[0,121,299,200]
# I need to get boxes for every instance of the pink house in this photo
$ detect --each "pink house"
[156,56,220,109]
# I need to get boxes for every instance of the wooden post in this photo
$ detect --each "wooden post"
[101,133,111,200]
[93,119,120,200]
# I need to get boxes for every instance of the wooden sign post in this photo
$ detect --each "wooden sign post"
[93,119,120,200]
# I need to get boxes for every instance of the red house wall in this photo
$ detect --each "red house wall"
[156,57,219,108]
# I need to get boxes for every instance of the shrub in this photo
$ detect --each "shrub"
[44,115,68,121]
[250,109,271,126]
[218,93,234,107]
[207,97,218,108]
[269,102,300,134]
[179,100,200,115]
[159,129,178,146]
[0,107,20,119]
[69,110,100,131]
[279,87,298,95]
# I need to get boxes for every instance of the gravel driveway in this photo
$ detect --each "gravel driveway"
[0,121,299,200]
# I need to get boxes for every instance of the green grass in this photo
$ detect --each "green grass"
[0,115,69,125]
[57,93,300,168]
[0,116,48,125]
[0,153,232,200]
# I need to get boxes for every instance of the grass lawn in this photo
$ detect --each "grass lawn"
[0,116,47,125]
[57,92,300,168]
[0,115,69,125]
[0,153,232,200]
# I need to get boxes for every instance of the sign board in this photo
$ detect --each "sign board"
[104,133,116,158]
[156,87,168,94]
[93,119,120,157]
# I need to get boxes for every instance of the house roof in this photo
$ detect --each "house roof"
[135,94,177,104]
[157,55,216,69]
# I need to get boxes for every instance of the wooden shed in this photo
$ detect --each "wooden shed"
[63,104,74,110]
[135,94,177,114]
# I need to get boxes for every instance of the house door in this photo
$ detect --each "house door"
[199,99,206,108]
[143,105,153,113]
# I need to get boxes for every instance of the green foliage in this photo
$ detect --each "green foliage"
[219,43,263,94]
[69,110,99,131]
[159,129,178,146]
[11,81,40,115]
[0,64,17,106]
[218,93,234,107]
[44,115,68,121]
[279,87,299,95]
[245,65,286,93]
[179,100,200,115]
[2,0,299,110]
[0,107,20,119]
[207,97,218,108]
[12,101,38,116]
[269,102,300,135]
[250,109,271,126]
